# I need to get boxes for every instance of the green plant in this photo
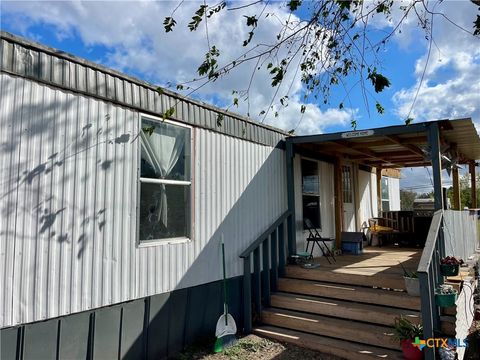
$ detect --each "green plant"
[393,317,423,342]
[399,262,418,278]
[435,285,457,295]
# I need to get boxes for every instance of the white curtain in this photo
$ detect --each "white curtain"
[140,126,185,227]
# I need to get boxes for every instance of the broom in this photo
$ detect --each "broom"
[213,235,237,352]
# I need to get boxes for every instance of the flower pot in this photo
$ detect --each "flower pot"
[404,276,420,297]
[440,264,459,277]
[435,292,458,307]
[401,339,424,360]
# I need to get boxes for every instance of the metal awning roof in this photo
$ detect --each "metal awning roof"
[288,118,480,168]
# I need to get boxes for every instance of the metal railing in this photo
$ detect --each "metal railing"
[239,210,292,333]
[417,210,445,360]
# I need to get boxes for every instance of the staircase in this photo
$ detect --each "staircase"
[252,264,422,360]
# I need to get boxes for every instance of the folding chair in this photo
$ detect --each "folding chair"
[303,218,336,264]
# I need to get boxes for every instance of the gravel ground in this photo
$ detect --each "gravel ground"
[173,334,343,360]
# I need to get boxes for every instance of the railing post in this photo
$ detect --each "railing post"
[243,255,252,333]
[419,271,435,360]
[253,247,262,318]
[262,239,271,307]
[278,221,286,277]
[270,229,278,292]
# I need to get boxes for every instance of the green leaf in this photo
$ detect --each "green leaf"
[375,101,385,114]
[233,97,239,107]
[163,17,176,33]
[161,106,175,120]
[474,14,480,36]
[156,87,164,95]
[367,68,391,93]
[287,0,302,11]
[216,114,224,127]
[142,125,155,136]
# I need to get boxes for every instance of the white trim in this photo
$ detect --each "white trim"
[140,178,191,186]
[136,113,194,246]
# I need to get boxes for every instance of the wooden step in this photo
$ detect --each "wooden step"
[286,266,406,290]
[254,326,402,360]
[262,308,399,350]
[271,292,421,326]
[278,278,421,310]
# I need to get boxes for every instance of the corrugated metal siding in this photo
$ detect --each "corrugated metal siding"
[358,170,378,227]
[0,73,287,328]
[443,210,479,260]
[0,32,287,147]
[388,177,400,211]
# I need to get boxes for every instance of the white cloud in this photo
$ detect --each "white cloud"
[1,0,357,134]
[390,1,480,126]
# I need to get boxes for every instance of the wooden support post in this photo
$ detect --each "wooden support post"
[428,123,443,211]
[452,166,460,210]
[286,140,296,255]
[262,239,271,307]
[334,156,343,250]
[253,247,261,317]
[278,221,286,277]
[376,167,382,214]
[270,229,278,292]
[470,161,477,209]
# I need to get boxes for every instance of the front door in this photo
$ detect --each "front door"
[342,164,356,231]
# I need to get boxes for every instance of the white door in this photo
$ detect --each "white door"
[342,164,356,231]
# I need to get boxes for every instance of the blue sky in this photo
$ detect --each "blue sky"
[1,0,479,190]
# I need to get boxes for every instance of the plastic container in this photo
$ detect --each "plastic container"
[440,264,459,276]
[435,291,458,307]
[401,339,424,360]
[404,277,420,296]
[341,242,363,255]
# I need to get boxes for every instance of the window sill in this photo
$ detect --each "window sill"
[137,237,192,248]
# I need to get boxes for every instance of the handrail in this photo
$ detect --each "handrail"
[239,209,293,333]
[240,210,292,258]
[418,210,443,272]
[417,209,445,360]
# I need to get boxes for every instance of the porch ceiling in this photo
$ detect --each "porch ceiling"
[289,118,480,169]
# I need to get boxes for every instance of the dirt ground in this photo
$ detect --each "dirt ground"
[173,334,343,360]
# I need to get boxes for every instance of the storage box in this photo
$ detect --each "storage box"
[341,241,363,255]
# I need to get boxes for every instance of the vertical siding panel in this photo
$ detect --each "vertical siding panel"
[0,73,288,328]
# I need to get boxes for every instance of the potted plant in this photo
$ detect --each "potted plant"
[393,317,424,360]
[440,256,463,277]
[435,285,458,308]
[400,263,420,296]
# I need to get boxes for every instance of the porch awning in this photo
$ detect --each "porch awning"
[288,118,480,168]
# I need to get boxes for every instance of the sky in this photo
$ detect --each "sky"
[1,0,479,192]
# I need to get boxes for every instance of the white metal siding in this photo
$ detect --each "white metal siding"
[388,177,401,211]
[358,170,379,227]
[0,73,287,328]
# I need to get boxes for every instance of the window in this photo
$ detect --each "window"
[302,159,321,229]
[138,117,192,242]
[342,165,353,204]
[381,176,390,211]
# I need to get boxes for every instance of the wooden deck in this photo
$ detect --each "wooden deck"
[254,247,423,359]
[287,246,421,289]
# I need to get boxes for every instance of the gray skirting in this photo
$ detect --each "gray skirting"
[0,277,243,360]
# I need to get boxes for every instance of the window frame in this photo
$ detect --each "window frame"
[301,158,322,231]
[381,176,390,212]
[136,114,194,247]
